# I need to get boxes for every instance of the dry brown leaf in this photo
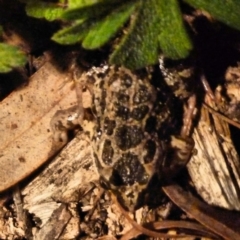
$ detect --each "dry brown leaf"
[0,62,79,192]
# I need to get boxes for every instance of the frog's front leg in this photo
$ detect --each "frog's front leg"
[50,105,82,144]
[50,69,95,145]
[50,76,87,144]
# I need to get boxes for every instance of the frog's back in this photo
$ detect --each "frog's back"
[90,66,176,210]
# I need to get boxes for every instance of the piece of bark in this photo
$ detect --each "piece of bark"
[188,98,240,210]
[22,132,98,223]
[23,133,97,202]
[34,204,71,240]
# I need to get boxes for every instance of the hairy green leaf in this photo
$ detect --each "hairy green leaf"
[53,2,136,46]
[68,0,100,9]
[158,0,192,59]
[25,1,65,21]
[110,0,161,69]
[82,2,136,49]
[185,0,240,30]
[111,0,192,68]
[53,0,193,68]
[52,20,89,44]
[0,43,27,73]
[62,0,124,20]
[24,0,240,69]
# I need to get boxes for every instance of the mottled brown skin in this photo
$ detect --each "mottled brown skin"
[51,64,194,211]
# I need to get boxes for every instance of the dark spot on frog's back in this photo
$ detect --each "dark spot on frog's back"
[110,153,149,186]
[133,85,151,104]
[131,105,149,120]
[107,68,132,87]
[116,92,130,103]
[115,125,143,150]
[121,73,132,88]
[102,139,114,165]
[115,105,130,120]
[103,117,116,135]
[108,72,119,85]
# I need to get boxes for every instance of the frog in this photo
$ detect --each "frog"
[50,62,194,212]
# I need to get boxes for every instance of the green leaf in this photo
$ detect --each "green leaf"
[53,2,136,46]
[158,0,192,59]
[110,0,161,69]
[111,0,192,69]
[62,0,124,20]
[68,0,100,9]
[52,0,122,45]
[0,43,27,73]
[54,0,193,68]
[184,0,240,30]
[82,2,136,49]
[52,20,90,44]
[24,1,65,21]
